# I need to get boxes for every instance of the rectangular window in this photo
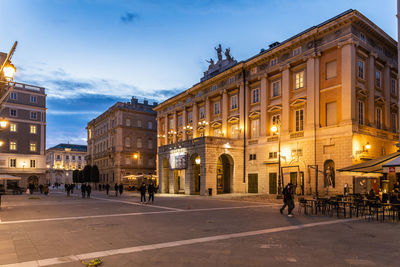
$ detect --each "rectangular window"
[30,160,36,168]
[214,101,220,115]
[375,70,381,88]
[10,123,16,132]
[10,158,16,168]
[251,88,260,104]
[30,143,37,152]
[360,33,366,42]
[358,101,364,125]
[213,128,222,137]
[30,112,37,120]
[376,108,382,129]
[326,60,337,79]
[295,71,304,89]
[137,120,142,127]
[66,155,69,160]
[269,152,278,159]
[148,121,153,129]
[169,118,174,130]
[78,156,81,160]
[187,112,193,123]
[357,61,364,79]
[10,109,17,117]
[231,95,238,110]
[199,106,205,119]
[10,141,16,150]
[56,155,61,160]
[178,115,183,126]
[272,80,280,97]
[148,139,153,149]
[137,137,142,148]
[30,125,37,134]
[295,109,304,132]
[270,58,278,66]
[249,154,257,160]
[30,95,37,103]
[326,102,337,126]
[391,113,397,133]
[10,92,17,100]
[229,77,236,84]
[126,119,131,126]
[293,47,302,56]
[230,124,239,138]
[251,119,260,138]
[391,79,397,95]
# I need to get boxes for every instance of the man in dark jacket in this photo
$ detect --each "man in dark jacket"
[81,184,86,198]
[86,184,92,198]
[114,183,118,197]
[39,184,44,194]
[119,183,123,196]
[280,183,295,217]
[148,182,155,204]
[139,183,146,204]
[105,184,110,195]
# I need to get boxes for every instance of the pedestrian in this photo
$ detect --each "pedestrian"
[139,182,146,204]
[39,184,44,194]
[86,184,92,198]
[29,183,35,195]
[119,183,123,196]
[99,184,102,191]
[148,182,155,204]
[71,184,74,194]
[105,183,110,195]
[280,183,295,217]
[114,183,118,197]
[81,183,86,198]
[43,184,49,195]
[66,184,71,197]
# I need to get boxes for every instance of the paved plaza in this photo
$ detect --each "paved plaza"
[0,191,400,266]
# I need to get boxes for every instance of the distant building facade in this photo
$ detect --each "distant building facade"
[86,97,157,185]
[0,81,47,188]
[155,10,399,196]
[46,144,87,185]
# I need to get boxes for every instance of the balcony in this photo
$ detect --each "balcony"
[158,136,243,153]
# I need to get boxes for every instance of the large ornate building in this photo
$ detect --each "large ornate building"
[46,144,87,185]
[155,10,399,196]
[86,97,157,185]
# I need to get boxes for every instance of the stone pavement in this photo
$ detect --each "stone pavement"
[0,190,399,266]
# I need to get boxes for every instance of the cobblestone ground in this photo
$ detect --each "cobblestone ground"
[0,190,399,266]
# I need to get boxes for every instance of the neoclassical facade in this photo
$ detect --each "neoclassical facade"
[155,10,399,196]
[46,144,87,185]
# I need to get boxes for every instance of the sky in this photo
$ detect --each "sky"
[0,0,397,148]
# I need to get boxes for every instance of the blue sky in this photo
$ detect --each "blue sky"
[0,0,397,148]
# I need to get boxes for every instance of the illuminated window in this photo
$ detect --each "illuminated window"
[10,141,16,150]
[199,106,205,119]
[295,71,304,89]
[251,119,260,138]
[213,128,222,137]
[231,95,238,109]
[10,123,16,132]
[30,125,37,134]
[30,143,36,152]
[230,124,239,138]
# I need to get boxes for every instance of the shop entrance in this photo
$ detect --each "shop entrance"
[217,154,233,194]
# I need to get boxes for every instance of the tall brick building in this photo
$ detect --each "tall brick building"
[154,10,398,196]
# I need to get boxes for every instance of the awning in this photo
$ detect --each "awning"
[337,152,400,174]
[0,174,21,180]
[382,156,400,173]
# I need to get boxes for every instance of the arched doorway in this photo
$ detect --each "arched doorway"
[191,154,201,194]
[162,158,170,193]
[217,154,233,194]
[28,176,39,188]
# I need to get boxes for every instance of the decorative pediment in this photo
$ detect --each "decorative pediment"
[267,104,282,113]
[356,88,368,99]
[249,111,261,119]
[197,125,205,131]
[210,121,222,128]
[391,102,398,112]
[228,116,239,124]
[290,97,307,107]
[375,96,385,106]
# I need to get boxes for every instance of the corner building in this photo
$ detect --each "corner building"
[155,10,399,196]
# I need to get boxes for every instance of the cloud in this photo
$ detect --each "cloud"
[120,12,139,24]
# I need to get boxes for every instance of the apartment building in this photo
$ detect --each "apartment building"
[86,97,157,185]
[154,10,399,196]
[46,144,87,185]
[0,82,47,188]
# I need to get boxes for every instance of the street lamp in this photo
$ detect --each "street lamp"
[2,63,16,81]
[271,121,282,198]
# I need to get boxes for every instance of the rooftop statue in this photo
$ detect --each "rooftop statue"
[225,48,234,62]
[215,44,222,62]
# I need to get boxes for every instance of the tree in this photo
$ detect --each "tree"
[83,165,92,183]
[72,170,79,183]
[78,170,84,183]
[91,165,100,184]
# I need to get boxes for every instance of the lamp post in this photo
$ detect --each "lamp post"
[271,122,282,198]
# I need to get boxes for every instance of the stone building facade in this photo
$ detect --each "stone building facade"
[155,10,399,196]
[86,97,157,185]
[45,144,87,185]
[0,82,47,188]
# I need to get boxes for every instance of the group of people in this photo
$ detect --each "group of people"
[80,184,92,198]
[27,183,49,195]
[99,183,124,196]
[139,182,156,204]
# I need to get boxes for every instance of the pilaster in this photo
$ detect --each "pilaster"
[281,65,290,134]
[367,53,376,125]
[341,43,356,124]
[260,75,268,136]
[222,90,228,136]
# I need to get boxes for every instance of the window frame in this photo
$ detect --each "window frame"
[30,95,37,103]
[10,109,17,117]
[375,70,381,88]
[271,80,281,97]
[251,88,260,104]
[295,109,304,132]
[10,92,17,100]
[10,141,17,151]
[376,107,382,129]
[357,60,365,80]
[30,142,37,152]
[214,101,220,115]
[30,112,37,120]
[358,100,365,125]
[294,70,305,89]
[30,125,37,134]
[10,123,17,132]
[230,95,238,110]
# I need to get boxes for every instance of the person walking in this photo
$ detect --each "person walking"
[119,183,123,196]
[148,182,155,204]
[139,183,146,204]
[29,183,35,195]
[43,184,49,195]
[280,183,295,217]
[86,184,92,198]
[114,183,118,197]
[105,183,110,195]
[81,183,86,198]
[39,184,44,194]
[66,184,71,197]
